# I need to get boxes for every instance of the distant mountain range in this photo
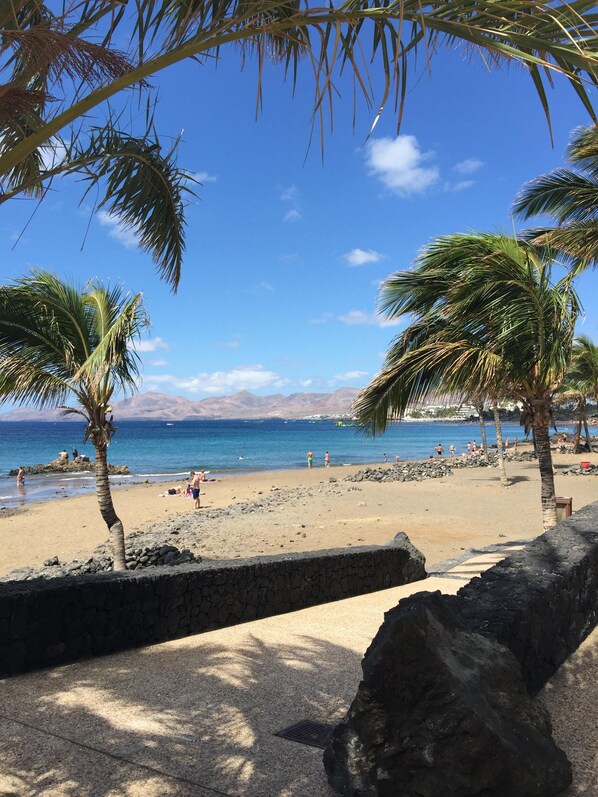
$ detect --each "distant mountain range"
[0,388,361,422]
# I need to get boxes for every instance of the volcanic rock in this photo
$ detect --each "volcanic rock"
[324,591,571,797]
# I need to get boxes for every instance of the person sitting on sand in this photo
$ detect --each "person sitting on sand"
[16,466,25,486]
[199,470,207,482]
[190,470,201,509]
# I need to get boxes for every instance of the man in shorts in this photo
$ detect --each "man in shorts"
[190,470,201,509]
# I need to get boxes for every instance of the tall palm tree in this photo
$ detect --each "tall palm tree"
[562,335,598,451]
[0,271,148,569]
[1,2,596,291]
[513,125,598,273]
[353,233,580,531]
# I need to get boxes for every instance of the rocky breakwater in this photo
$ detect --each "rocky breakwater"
[4,542,199,581]
[9,459,129,476]
[344,454,504,484]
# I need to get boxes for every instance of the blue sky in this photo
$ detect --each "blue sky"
[2,43,597,406]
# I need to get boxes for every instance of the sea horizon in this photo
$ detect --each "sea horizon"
[0,418,567,510]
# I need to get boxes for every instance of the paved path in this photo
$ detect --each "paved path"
[0,545,595,797]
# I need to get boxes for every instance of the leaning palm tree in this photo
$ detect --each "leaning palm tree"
[0,271,148,569]
[513,126,598,273]
[1,2,597,291]
[354,233,580,531]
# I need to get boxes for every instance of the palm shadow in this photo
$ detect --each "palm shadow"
[0,630,358,796]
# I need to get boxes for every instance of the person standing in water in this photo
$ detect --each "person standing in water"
[307,451,313,469]
[16,466,25,486]
[324,451,330,467]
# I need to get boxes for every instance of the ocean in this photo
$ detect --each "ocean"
[0,418,554,509]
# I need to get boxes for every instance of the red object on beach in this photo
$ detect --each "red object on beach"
[580,461,591,469]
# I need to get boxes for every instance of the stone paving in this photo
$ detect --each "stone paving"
[0,543,595,797]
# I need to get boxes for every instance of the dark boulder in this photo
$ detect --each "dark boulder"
[324,591,571,797]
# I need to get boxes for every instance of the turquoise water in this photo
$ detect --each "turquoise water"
[0,418,554,508]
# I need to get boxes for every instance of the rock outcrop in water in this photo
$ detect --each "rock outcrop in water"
[9,460,129,476]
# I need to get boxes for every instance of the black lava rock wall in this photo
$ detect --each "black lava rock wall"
[0,532,425,676]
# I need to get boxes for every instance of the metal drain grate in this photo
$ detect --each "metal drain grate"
[274,719,333,749]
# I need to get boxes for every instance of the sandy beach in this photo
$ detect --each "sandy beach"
[1,450,597,578]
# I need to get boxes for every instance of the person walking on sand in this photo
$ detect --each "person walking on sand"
[307,451,313,469]
[190,470,201,509]
[16,466,25,486]
[324,451,330,467]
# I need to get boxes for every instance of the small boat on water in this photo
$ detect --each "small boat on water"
[166,422,174,426]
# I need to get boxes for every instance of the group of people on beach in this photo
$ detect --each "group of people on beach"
[307,451,331,468]
[430,437,519,459]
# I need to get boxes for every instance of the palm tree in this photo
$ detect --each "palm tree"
[561,335,598,451]
[353,233,580,531]
[1,2,596,291]
[0,271,148,569]
[513,126,598,273]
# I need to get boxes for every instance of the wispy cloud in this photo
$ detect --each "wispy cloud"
[281,185,302,222]
[365,135,439,196]
[144,365,290,394]
[97,210,139,249]
[134,337,171,353]
[453,157,484,175]
[280,185,298,202]
[185,170,218,183]
[219,339,241,349]
[343,248,383,267]
[284,208,301,223]
[308,312,334,325]
[260,281,274,292]
[333,370,368,382]
[338,309,402,328]
[447,180,475,192]
[150,359,168,367]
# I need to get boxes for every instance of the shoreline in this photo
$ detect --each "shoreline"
[1,448,597,580]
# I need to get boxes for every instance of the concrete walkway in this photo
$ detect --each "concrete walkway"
[0,545,595,797]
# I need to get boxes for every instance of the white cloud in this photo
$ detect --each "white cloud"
[219,339,240,349]
[299,378,314,387]
[150,359,168,367]
[284,209,302,223]
[134,337,171,353]
[365,135,439,196]
[343,248,383,267]
[450,180,475,192]
[97,210,139,249]
[308,312,334,325]
[338,310,402,328]
[453,158,484,175]
[40,138,67,171]
[144,365,290,394]
[280,185,298,202]
[333,370,368,382]
[185,170,218,183]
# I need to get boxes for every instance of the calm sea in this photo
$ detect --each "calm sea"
[0,418,554,509]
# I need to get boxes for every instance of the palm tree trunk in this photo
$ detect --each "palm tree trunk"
[94,443,126,570]
[573,405,583,453]
[583,416,591,450]
[492,399,508,486]
[533,401,558,531]
[476,402,489,462]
